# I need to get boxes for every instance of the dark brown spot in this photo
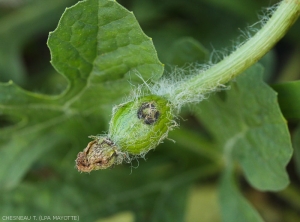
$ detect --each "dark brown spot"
[137,102,160,125]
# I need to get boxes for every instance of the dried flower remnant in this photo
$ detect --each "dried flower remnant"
[76,137,123,172]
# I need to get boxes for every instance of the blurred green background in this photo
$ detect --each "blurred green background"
[0,0,300,221]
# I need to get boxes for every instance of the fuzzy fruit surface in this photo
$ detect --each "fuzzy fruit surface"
[109,95,172,154]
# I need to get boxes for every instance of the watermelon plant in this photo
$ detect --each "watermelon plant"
[0,0,300,221]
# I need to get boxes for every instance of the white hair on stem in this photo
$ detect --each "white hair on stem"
[123,2,286,113]
[76,0,300,172]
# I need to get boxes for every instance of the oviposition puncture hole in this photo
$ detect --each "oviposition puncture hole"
[137,102,160,125]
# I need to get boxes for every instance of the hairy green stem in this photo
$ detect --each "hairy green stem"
[76,0,300,171]
[174,0,300,96]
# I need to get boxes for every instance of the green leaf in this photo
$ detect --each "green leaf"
[272,80,300,120]
[0,0,77,85]
[168,37,209,66]
[258,51,276,82]
[0,0,163,190]
[0,160,217,221]
[48,0,163,102]
[219,165,264,222]
[149,184,189,222]
[196,64,292,191]
[293,125,300,178]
